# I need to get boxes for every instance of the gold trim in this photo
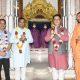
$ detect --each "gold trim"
[23,0,57,23]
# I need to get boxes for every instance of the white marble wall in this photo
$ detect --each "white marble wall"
[67,0,79,69]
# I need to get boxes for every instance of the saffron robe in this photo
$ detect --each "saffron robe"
[71,24,80,80]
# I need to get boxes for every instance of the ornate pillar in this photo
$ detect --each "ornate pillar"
[58,0,63,15]
[6,0,14,32]
[6,0,14,70]
[0,0,6,18]
[62,0,68,28]
[67,0,80,71]
[18,0,23,18]
[67,0,76,70]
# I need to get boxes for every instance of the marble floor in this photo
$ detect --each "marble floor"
[1,48,76,80]
[1,62,75,80]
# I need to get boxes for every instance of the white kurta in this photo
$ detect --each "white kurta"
[10,27,33,68]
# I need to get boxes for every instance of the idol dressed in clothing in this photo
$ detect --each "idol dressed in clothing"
[30,24,40,48]
[41,24,48,48]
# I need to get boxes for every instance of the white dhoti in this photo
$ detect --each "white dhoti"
[15,67,26,80]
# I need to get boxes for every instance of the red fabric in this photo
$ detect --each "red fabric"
[48,52,68,70]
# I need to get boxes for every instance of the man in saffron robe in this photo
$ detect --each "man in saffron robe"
[45,14,69,80]
[71,12,80,80]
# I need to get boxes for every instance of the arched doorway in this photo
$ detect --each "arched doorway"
[23,0,57,48]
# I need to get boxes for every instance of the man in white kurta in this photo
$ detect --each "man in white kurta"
[10,18,33,80]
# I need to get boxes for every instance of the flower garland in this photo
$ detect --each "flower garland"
[0,30,9,52]
[51,27,64,51]
[15,27,26,53]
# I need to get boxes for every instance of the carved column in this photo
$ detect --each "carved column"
[58,0,63,15]
[6,0,14,32]
[68,0,76,70]
[18,0,23,18]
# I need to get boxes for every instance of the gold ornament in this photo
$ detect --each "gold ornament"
[23,0,57,23]
[17,41,23,53]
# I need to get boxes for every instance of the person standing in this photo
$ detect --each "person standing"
[71,12,80,80]
[10,18,33,80]
[0,19,11,80]
[45,14,69,80]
